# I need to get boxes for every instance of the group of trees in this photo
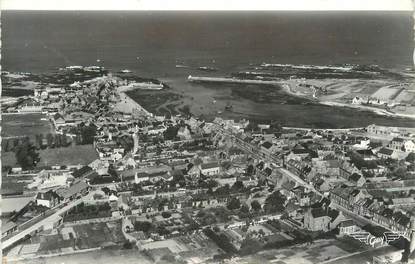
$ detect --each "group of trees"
[203,228,237,254]
[15,141,40,170]
[163,125,179,140]
[134,221,154,233]
[133,220,170,236]
[2,137,30,153]
[68,123,97,145]
[64,202,112,222]
[263,191,286,214]
[36,133,72,149]
[227,198,263,219]
[210,181,247,197]
[2,132,87,154]
[226,197,241,210]
[348,151,378,170]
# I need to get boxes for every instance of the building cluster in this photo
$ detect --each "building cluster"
[3,69,415,263]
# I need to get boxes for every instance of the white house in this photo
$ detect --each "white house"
[200,162,221,176]
[404,140,415,153]
[177,126,192,140]
[338,219,357,236]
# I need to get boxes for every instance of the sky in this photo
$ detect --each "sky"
[1,0,413,11]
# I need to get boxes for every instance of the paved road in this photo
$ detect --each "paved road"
[2,195,88,250]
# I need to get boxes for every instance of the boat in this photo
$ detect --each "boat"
[176,65,189,68]
[120,69,132,73]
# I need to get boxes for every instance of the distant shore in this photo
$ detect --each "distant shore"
[188,75,415,121]
[319,101,415,120]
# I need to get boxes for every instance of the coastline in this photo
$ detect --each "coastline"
[187,76,415,121]
[319,101,415,120]
[280,81,415,120]
[114,90,152,117]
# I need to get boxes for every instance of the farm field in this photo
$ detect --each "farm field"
[36,145,98,167]
[2,145,98,168]
[2,113,54,140]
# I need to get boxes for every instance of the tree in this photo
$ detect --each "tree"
[246,164,254,176]
[240,204,250,214]
[108,164,118,178]
[215,184,230,196]
[206,179,218,189]
[227,197,241,210]
[163,125,179,140]
[264,191,286,214]
[134,221,153,233]
[15,141,40,170]
[123,240,133,249]
[406,153,415,163]
[162,211,172,218]
[239,204,250,218]
[239,238,262,256]
[79,124,97,144]
[46,133,54,148]
[231,181,244,193]
[251,200,262,211]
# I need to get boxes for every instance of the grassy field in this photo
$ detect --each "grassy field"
[2,113,54,140]
[2,151,17,168]
[125,89,183,116]
[36,145,98,166]
[238,238,371,264]
[2,145,98,168]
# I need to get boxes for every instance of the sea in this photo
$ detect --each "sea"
[2,11,415,128]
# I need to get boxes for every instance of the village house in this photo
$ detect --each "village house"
[339,160,360,180]
[351,96,368,105]
[377,148,398,160]
[2,221,18,239]
[286,148,311,161]
[260,141,278,157]
[367,124,401,137]
[200,162,221,176]
[311,158,341,178]
[338,219,358,236]
[177,126,192,140]
[389,137,405,151]
[36,190,62,208]
[56,180,90,202]
[72,166,95,178]
[404,140,415,153]
[349,173,366,187]
[286,159,310,179]
[330,187,353,209]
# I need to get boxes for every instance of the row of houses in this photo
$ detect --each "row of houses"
[330,187,413,236]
